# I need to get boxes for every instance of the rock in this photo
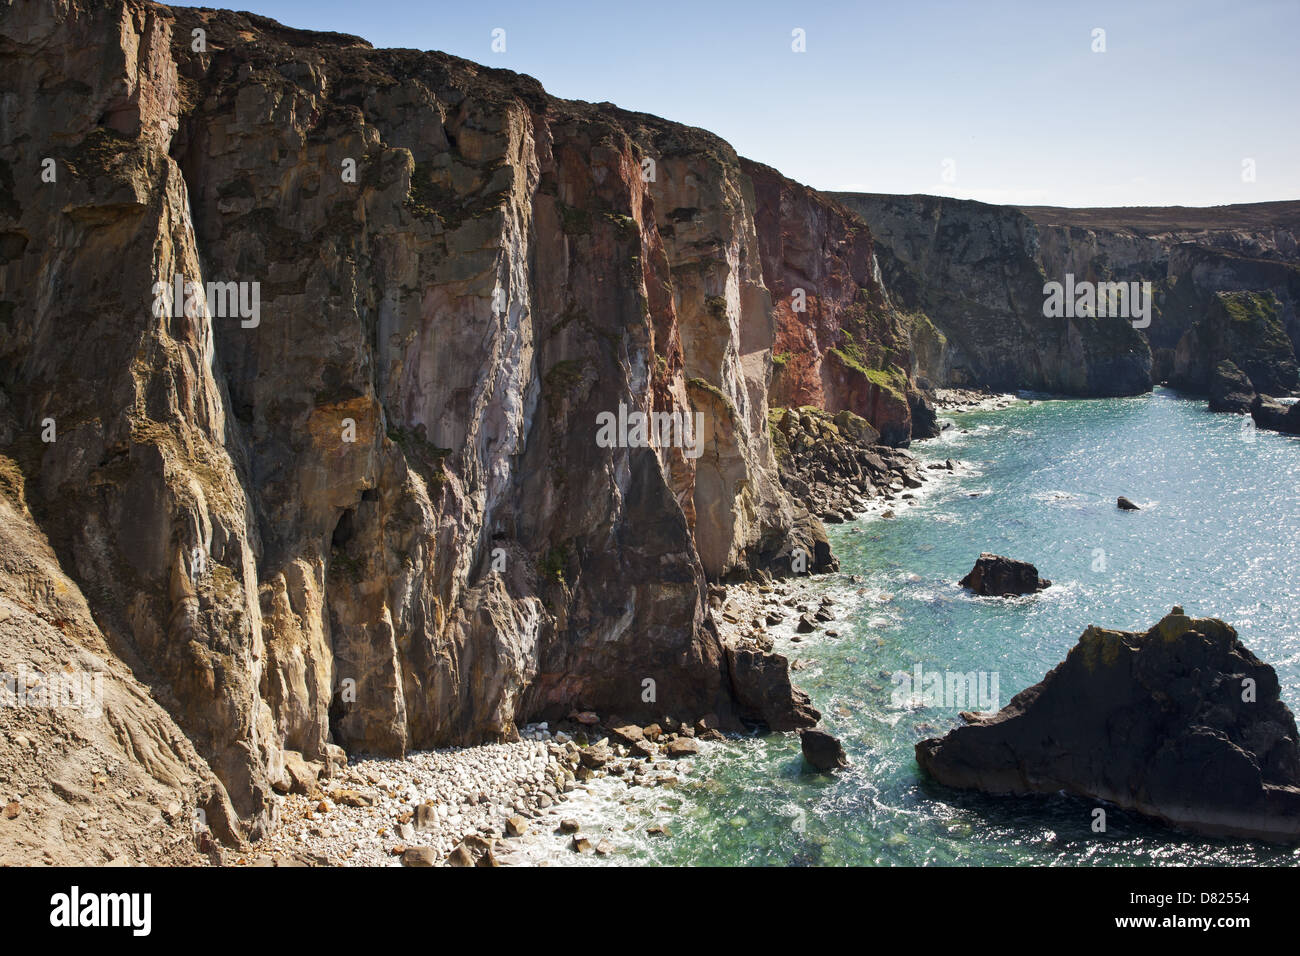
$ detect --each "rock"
[1117,496,1140,511]
[1252,396,1300,434]
[330,789,373,808]
[608,725,644,747]
[724,646,820,731]
[415,802,437,829]
[800,729,848,771]
[505,815,528,837]
[641,723,662,741]
[571,712,601,726]
[594,839,614,856]
[570,836,593,854]
[1170,291,1298,399]
[796,614,817,633]
[916,609,1300,842]
[558,819,579,834]
[837,195,1155,399]
[666,738,700,758]
[1208,360,1257,414]
[959,553,1050,596]
[401,847,437,867]
[445,844,475,867]
[280,750,320,795]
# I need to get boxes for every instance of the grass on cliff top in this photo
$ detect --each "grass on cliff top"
[1220,290,1279,326]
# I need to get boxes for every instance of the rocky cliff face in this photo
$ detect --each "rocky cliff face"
[0,0,848,846]
[743,161,935,446]
[832,193,1153,396]
[835,193,1300,401]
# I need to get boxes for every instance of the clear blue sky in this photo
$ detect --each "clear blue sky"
[228,0,1298,208]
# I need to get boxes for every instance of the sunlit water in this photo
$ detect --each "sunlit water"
[543,389,1300,866]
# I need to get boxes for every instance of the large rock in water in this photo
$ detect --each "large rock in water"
[800,728,848,772]
[916,609,1300,842]
[725,646,820,731]
[1252,396,1300,434]
[959,553,1050,596]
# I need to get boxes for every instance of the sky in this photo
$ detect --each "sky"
[226,0,1298,208]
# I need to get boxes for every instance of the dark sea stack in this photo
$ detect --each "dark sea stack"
[915,609,1300,843]
[725,646,820,732]
[1252,396,1300,434]
[959,553,1050,596]
[800,728,848,772]
[1117,496,1140,510]
[1208,359,1257,414]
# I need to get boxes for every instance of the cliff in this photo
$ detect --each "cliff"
[832,193,1153,396]
[0,0,865,848]
[743,161,936,446]
[834,193,1300,401]
[3,0,1296,863]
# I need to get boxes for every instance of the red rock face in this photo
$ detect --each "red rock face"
[743,159,918,445]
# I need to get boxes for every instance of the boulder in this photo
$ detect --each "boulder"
[916,608,1300,843]
[1208,359,1256,414]
[724,646,820,731]
[1251,396,1300,434]
[666,738,700,758]
[800,728,848,771]
[959,553,1050,596]
[401,846,437,867]
[608,724,644,747]
[445,844,475,867]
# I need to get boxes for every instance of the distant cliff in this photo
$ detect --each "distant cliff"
[834,193,1300,401]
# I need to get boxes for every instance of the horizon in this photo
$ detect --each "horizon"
[199,0,1300,209]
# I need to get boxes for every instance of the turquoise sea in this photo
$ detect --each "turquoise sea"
[553,388,1300,866]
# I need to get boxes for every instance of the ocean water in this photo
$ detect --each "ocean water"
[554,389,1300,866]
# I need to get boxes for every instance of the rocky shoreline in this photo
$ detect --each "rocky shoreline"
[239,719,717,866]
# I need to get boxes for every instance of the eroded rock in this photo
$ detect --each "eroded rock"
[916,609,1300,843]
[959,553,1050,596]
